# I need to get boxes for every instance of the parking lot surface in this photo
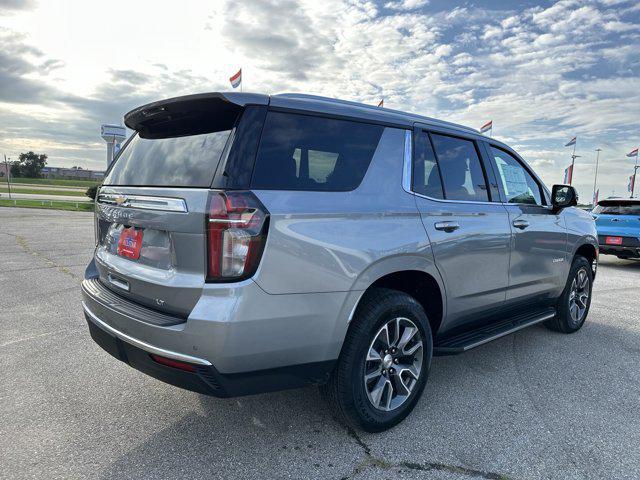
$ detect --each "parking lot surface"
[1,207,639,480]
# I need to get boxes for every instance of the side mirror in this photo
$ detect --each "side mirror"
[551,184,578,211]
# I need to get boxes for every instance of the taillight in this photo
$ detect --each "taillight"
[206,191,268,281]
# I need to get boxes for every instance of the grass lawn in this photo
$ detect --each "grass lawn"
[0,198,94,212]
[0,186,87,197]
[8,177,101,188]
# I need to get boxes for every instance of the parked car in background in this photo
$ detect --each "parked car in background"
[593,198,640,259]
[82,92,598,432]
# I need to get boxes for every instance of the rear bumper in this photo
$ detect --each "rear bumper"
[81,271,355,396]
[85,306,335,397]
[598,235,640,258]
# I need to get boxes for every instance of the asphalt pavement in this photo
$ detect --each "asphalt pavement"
[1,207,639,480]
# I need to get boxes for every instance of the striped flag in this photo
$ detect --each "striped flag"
[628,174,635,193]
[565,136,577,147]
[564,164,573,184]
[378,99,384,107]
[627,148,638,158]
[229,68,242,89]
[480,120,492,134]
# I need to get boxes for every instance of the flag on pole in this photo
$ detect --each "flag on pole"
[628,174,635,193]
[592,189,599,205]
[229,68,242,89]
[564,164,573,184]
[565,137,577,147]
[627,148,639,158]
[480,120,492,134]
[377,99,384,107]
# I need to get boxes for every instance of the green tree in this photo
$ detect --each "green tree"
[10,162,22,177]
[16,151,47,178]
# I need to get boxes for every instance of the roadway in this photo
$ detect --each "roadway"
[1,207,639,480]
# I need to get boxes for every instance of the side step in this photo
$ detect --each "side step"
[434,308,556,355]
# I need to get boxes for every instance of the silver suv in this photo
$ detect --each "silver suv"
[83,92,598,431]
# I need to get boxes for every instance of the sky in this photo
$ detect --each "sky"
[0,0,638,200]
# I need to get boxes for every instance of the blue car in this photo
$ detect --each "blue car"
[593,199,640,259]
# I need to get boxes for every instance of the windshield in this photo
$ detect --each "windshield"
[593,202,640,215]
[103,130,232,187]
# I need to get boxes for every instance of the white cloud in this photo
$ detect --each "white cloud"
[384,0,429,11]
[0,0,637,198]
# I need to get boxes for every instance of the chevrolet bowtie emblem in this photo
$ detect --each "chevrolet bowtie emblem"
[115,195,126,205]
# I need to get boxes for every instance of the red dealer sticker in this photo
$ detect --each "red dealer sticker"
[117,227,143,259]
[605,236,623,246]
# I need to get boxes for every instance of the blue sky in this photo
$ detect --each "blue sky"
[0,0,638,199]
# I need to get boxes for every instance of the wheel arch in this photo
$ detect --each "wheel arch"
[349,255,446,335]
[365,270,444,338]
[573,239,598,277]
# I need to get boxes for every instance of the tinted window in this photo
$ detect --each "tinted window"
[104,130,231,187]
[412,132,444,199]
[490,146,542,205]
[251,112,384,191]
[430,134,489,201]
[593,202,640,215]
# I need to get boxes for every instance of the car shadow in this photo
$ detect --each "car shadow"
[597,256,640,271]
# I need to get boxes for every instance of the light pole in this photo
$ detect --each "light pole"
[4,155,11,200]
[592,148,601,205]
[632,152,639,199]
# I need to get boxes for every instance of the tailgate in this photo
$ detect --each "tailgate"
[95,186,210,318]
[92,92,269,317]
[595,214,639,237]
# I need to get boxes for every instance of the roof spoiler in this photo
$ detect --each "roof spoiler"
[124,92,269,139]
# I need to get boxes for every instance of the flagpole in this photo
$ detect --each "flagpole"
[592,148,601,205]
[570,139,577,185]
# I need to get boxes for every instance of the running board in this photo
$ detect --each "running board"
[434,308,556,355]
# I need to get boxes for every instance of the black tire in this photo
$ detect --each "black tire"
[320,288,433,432]
[544,255,593,333]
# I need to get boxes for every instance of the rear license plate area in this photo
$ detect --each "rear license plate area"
[117,227,143,259]
[101,223,172,269]
[605,236,623,245]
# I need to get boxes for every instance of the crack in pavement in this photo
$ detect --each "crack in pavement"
[11,234,80,280]
[0,327,84,348]
[341,424,510,480]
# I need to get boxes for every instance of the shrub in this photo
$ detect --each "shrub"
[86,185,99,200]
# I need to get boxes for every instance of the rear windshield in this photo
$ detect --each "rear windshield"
[593,202,640,215]
[104,130,231,187]
[251,112,384,191]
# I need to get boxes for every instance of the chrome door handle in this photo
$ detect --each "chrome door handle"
[512,220,530,229]
[434,221,460,232]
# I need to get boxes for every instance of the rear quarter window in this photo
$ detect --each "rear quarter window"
[251,112,384,191]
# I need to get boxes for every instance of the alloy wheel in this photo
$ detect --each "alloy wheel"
[363,317,424,412]
[568,267,590,325]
